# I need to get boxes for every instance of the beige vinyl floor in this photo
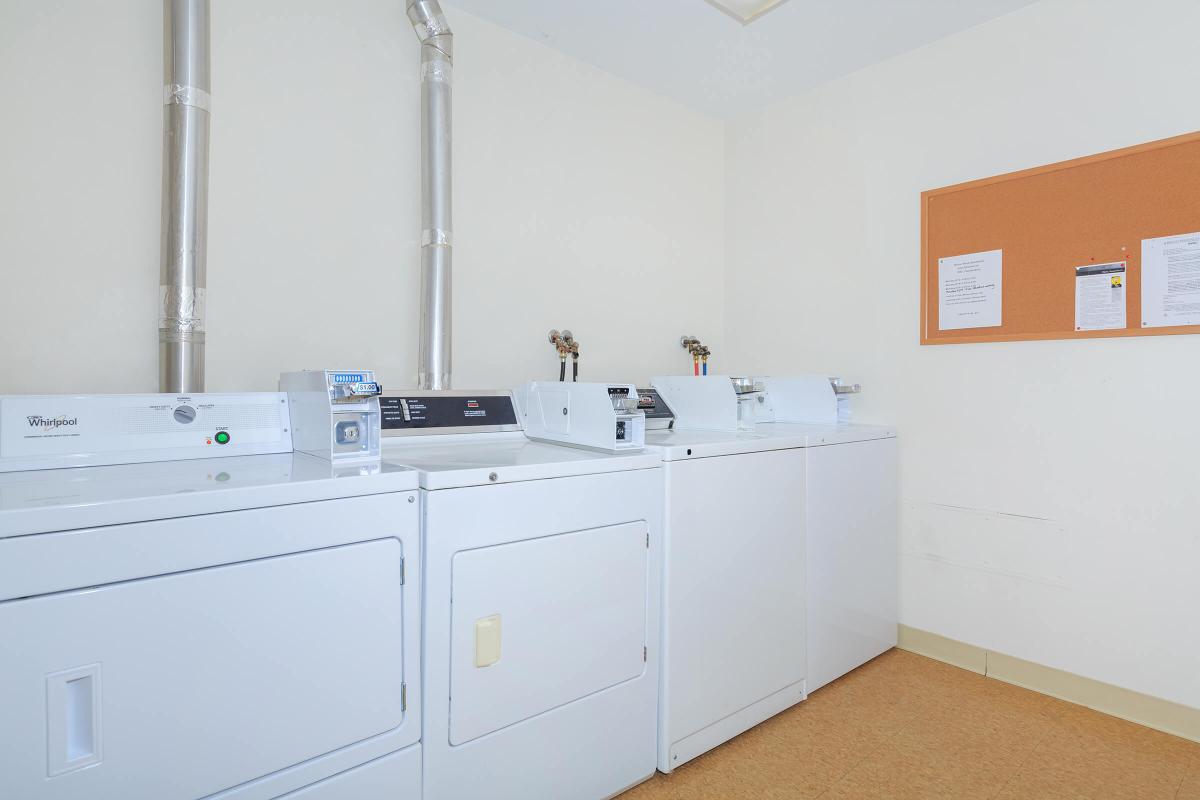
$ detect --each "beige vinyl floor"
[619,649,1200,799]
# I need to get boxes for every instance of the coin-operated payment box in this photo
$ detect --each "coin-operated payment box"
[517,382,645,453]
[280,370,382,464]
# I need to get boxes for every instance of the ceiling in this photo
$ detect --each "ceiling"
[703,0,793,24]
[447,0,1038,117]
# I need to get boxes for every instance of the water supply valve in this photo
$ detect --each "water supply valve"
[549,329,581,381]
[680,335,712,375]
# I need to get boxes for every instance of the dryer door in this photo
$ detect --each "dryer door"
[448,521,648,745]
[0,528,409,800]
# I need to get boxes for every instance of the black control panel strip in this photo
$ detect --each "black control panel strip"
[635,388,675,420]
[381,395,518,430]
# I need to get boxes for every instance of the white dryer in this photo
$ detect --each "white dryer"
[642,376,898,772]
[379,386,663,800]
[0,392,422,800]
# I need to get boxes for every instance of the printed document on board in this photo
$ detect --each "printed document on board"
[1142,231,1200,327]
[938,249,1002,330]
[1074,262,1126,331]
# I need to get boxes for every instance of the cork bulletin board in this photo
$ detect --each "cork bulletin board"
[921,131,1200,344]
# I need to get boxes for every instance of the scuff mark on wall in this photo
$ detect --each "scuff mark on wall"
[902,501,1071,588]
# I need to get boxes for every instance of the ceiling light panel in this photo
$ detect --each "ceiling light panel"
[703,0,791,24]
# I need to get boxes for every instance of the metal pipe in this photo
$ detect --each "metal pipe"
[407,0,453,390]
[159,0,211,393]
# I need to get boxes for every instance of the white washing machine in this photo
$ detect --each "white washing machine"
[759,420,899,695]
[642,376,898,771]
[0,392,422,800]
[379,386,663,800]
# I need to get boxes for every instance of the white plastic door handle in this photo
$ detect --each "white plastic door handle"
[46,664,102,776]
[474,615,502,668]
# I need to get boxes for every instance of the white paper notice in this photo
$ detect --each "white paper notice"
[1142,232,1200,327]
[1074,262,1126,331]
[938,249,1002,330]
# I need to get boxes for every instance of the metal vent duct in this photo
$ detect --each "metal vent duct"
[407,0,453,391]
[159,0,211,393]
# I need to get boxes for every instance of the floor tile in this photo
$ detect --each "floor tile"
[620,649,1200,800]
[1177,756,1200,800]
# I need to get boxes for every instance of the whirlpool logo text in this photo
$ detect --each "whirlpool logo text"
[26,415,79,429]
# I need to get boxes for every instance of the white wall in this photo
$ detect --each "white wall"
[7,0,1196,713]
[725,0,1200,709]
[0,0,724,394]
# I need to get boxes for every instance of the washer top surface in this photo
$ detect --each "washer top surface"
[648,422,896,461]
[383,432,661,490]
[0,452,418,539]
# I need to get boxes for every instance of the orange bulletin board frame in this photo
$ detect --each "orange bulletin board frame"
[920,131,1200,344]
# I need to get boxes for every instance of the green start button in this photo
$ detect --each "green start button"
[214,431,231,445]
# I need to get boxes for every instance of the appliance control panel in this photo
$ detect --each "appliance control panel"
[635,388,675,430]
[280,370,381,464]
[0,393,293,472]
[381,393,520,435]
[520,382,646,452]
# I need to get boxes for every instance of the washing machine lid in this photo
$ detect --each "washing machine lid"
[0,452,418,538]
[761,422,896,445]
[383,433,660,490]
[648,423,896,461]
